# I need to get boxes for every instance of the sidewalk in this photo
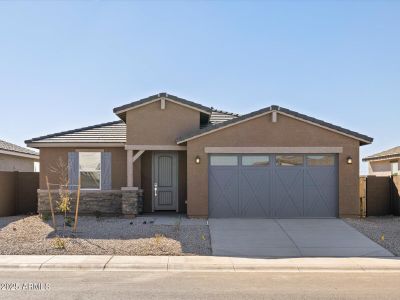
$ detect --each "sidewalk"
[1,255,400,272]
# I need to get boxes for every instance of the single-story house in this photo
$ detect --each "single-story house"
[26,93,373,218]
[0,139,39,172]
[363,146,400,176]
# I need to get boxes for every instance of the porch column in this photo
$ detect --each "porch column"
[127,149,134,188]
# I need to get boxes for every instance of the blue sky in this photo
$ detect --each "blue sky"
[0,1,399,174]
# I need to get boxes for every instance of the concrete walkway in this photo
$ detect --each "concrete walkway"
[1,255,400,272]
[209,219,393,258]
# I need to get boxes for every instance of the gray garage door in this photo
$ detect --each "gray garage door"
[209,154,338,218]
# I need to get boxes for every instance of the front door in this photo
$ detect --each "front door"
[152,151,178,211]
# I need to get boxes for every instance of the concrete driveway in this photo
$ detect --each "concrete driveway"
[209,219,393,258]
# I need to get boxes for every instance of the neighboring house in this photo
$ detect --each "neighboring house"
[26,93,373,218]
[363,146,400,176]
[0,139,39,172]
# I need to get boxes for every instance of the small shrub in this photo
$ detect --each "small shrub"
[154,234,165,245]
[41,213,50,222]
[57,192,71,214]
[53,237,66,250]
[65,216,74,227]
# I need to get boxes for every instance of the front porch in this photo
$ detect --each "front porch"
[124,145,188,215]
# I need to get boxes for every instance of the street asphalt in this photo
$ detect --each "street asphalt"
[1,271,400,299]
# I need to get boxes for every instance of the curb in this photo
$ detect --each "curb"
[0,256,400,272]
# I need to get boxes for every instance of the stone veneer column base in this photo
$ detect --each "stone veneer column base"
[37,189,143,216]
[121,189,143,215]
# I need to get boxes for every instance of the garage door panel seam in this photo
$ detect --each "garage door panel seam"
[240,169,270,217]
[275,169,303,217]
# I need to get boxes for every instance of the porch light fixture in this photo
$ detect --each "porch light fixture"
[195,156,201,164]
[347,156,353,164]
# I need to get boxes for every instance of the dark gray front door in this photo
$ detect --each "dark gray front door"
[209,154,338,218]
[153,152,178,211]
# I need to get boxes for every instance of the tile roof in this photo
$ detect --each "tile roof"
[0,139,39,157]
[363,146,400,161]
[26,98,373,147]
[25,121,126,145]
[25,108,237,146]
[177,105,373,145]
[113,93,212,118]
[209,109,239,125]
[198,109,239,128]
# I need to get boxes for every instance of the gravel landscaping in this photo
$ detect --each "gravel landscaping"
[345,216,400,256]
[0,215,211,256]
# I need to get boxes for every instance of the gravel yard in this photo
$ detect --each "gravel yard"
[0,215,211,256]
[345,216,400,256]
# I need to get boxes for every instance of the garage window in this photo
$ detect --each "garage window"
[210,155,238,166]
[242,155,270,167]
[276,155,304,166]
[307,155,335,166]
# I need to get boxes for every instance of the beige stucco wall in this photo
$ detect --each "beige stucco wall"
[0,153,37,172]
[186,113,361,218]
[125,100,200,145]
[38,147,127,190]
[368,159,399,176]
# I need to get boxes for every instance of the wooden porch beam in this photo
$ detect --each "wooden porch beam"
[125,145,187,151]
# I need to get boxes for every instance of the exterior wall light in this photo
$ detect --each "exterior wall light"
[347,156,353,164]
[195,156,201,164]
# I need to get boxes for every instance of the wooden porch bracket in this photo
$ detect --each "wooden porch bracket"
[132,150,145,163]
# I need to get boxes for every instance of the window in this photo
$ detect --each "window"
[391,161,399,175]
[242,155,270,167]
[210,155,238,166]
[307,155,335,166]
[276,155,304,166]
[79,152,101,189]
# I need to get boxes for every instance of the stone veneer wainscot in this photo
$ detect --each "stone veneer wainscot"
[37,189,143,216]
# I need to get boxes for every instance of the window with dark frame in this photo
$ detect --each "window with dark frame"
[79,152,101,189]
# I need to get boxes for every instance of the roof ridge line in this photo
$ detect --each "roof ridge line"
[113,92,213,115]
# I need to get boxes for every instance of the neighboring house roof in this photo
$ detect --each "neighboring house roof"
[177,105,373,145]
[0,139,39,159]
[113,93,213,120]
[363,146,400,162]
[25,121,127,147]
